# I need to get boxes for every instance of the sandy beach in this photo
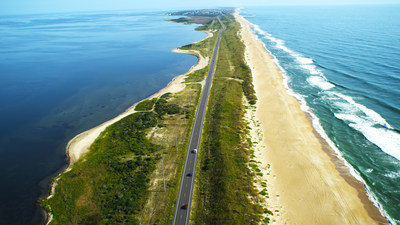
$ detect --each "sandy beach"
[65,30,213,164]
[235,12,388,225]
[67,48,208,166]
[44,35,210,224]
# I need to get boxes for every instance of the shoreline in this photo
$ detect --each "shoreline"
[235,11,388,224]
[43,34,210,224]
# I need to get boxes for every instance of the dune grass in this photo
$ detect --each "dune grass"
[41,13,268,225]
[192,15,266,224]
[40,18,216,225]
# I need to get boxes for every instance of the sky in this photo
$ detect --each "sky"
[1,0,399,15]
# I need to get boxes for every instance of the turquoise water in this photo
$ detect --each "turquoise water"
[0,10,203,224]
[242,5,400,224]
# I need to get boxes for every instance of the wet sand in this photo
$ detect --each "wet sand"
[235,11,388,225]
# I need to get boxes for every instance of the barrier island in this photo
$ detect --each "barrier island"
[40,8,386,225]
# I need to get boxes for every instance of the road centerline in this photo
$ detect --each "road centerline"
[172,17,226,225]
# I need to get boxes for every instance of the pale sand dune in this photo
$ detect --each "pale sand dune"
[235,12,387,225]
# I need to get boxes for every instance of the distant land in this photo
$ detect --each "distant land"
[166,8,234,17]
[40,8,391,225]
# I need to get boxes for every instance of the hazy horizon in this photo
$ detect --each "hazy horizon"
[1,0,399,15]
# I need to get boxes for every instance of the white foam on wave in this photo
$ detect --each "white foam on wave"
[335,93,392,128]
[307,76,335,90]
[274,39,295,54]
[300,64,320,75]
[247,21,361,176]
[384,170,400,179]
[245,16,396,224]
[252,23,267,36]
[297,56,314,64]
[332,92,400,160]
[251,21,337,92]
[335,114,400,162]
[331,92,400,161]
[355,124,400,160]
[251,22,295,55]
[248,20,313,116]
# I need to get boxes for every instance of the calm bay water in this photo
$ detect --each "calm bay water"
[0,10,203,224]
[242,5,400,224]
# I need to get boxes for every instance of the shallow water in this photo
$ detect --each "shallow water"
[0,10,203,224]
[242,5,400,224]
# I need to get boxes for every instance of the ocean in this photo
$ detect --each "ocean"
[241,5,400,224]
[0,10,203,224]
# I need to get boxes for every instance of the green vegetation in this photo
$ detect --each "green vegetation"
[184,67,208,83]
[42,11,269,225]
[192,15,267,224]
[178,13,256,105]
[220,17,256,105]
[179,18,220,59]
[169,17,190,23]
[42,112,160,224]
[169,16,216,26]
[42,87,203,224]
[154,93,183,116]
[134,98,157,111]
[42,14,216,225]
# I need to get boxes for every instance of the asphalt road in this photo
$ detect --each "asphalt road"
[172,17,226,225]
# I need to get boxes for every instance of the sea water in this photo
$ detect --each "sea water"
[242,5,400,224]
[0,10,203,224]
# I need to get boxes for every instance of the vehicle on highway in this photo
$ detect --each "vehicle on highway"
[187,173,192,177]
[173,16,225,225]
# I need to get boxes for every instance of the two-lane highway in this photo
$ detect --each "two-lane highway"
[172,17,226,225]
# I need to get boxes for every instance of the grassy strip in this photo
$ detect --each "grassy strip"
[169,16,216,27]
[221,17,256,105]
[41,18,216,225]
[192,15,267,224]
[154,93,184,116]
[42,112,160,224]
[135,98,157,111]
[41,92,199,225]
[133,84,200,225]
[180,19,220,62]
[135,85,202,225]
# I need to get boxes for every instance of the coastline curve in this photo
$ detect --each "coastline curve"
[234,9,389,225]
[43,32,211,225]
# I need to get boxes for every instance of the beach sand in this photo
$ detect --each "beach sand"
[67,48,208,165]
[235,12,388,225]
[45,36,210,224]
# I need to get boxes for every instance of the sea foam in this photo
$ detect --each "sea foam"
[307,76,335,90]
[333,93,400,161]
[251,18,400,162]
[245,17,397,224]
[297,56,314,64]
[252,23,336,91]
